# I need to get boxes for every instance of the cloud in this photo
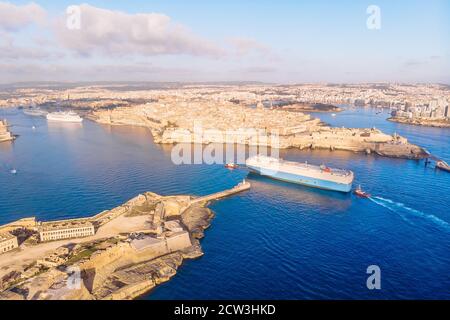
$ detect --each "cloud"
[239,66,277,73]
[0,62,195,83]
[55,4,224,58]
[0,45,52,60]
[86,63,193,75]
[228,37,275,59]
[0,38,64,60]
[404,60,426,67]
[0,1,46,31]
[402,56,443,69]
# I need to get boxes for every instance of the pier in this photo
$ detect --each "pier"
[425,154,444,165]
[424,154,450,172]
[191,180,251,205]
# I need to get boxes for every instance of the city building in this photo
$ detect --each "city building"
[38,220,95,242]
[0,232,19,254]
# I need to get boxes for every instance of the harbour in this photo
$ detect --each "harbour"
[0,105,449,299]
[0,0,447,306]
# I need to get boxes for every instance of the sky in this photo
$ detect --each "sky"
[0,0,449,84]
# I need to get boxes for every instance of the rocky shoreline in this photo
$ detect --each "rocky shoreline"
[277,103,342,113]
[388,117,450,128]
[0,183,249,300]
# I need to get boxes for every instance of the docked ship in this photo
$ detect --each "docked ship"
[23,108,48,117]
[246,155,354,193]
[46,111,83,123]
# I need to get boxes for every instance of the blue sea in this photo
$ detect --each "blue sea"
[0,106,449,299]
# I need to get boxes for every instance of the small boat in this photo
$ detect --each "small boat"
[331,113,337,117]
[436,161,450,172]
[225,163,239,169]
[354,185,370,198]
[10,169,17,175]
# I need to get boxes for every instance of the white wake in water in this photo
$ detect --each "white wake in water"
[369,196,450,232]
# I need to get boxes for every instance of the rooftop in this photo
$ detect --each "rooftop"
[39,220,94,232]
[0,232,15,242]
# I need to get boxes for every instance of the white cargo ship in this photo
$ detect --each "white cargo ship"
[46,111,83,123]
[246,155,354,193]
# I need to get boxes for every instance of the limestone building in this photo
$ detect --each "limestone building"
[0,232,19,254]
[38,220,95,242]
[0,119,14,142]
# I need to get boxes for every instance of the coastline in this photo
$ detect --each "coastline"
[0,182,250,300]
[388,117,450,128]
[276,103,342,113]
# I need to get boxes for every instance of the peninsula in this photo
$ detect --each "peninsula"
[0,182,250,300]
[277,102,341,113]
[0,83,436,159]
[388,116,450,128]
[89,99,427,160]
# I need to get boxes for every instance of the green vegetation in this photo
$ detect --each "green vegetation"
[64,247,98,265]
[125,201,158,217]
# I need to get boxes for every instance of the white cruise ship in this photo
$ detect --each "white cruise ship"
[46,111,83,123]
[23,108,48,117]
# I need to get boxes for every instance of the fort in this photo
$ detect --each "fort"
[0,181,250,300]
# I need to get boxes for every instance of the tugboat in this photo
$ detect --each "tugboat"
[354,185,371,198]
[436,160,450,173]
[225,162,239,169]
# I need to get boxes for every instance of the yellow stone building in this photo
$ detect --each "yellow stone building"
[38,220,95,242]
[0,119,14,142]
[0,232,19,254]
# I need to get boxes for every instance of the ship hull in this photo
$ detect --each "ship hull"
[247,165,353,193]
[46,115,83,123]
[23,109,47,117]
